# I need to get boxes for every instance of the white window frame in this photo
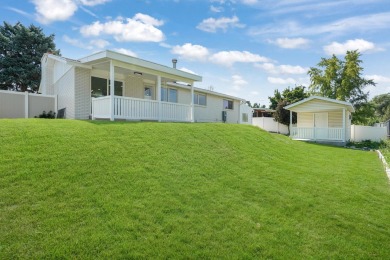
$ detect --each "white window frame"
[194,93,207,106]
[223,99,233,110]
[161,87,178,103]
[144,85,154,100]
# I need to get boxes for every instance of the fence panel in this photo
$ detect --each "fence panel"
[252,117,289,134]
[351,125,387,142]
[0,90,56,118]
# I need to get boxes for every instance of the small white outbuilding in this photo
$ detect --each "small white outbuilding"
[285,96,354,144]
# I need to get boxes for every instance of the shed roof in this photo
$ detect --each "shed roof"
[284,96,355,113]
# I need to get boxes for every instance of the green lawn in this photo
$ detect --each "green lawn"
[1,119,389,259]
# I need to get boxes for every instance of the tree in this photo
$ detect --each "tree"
[0,22,59,92]
[269,89,281,110]
[268,86,309,127]
[274,100,293,127]
[308,50,375,124]
[371,93,390,122]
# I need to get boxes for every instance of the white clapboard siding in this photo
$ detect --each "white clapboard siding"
[56,67,75,119]
[75,67,91,119]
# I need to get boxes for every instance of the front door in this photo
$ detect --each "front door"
[314,113,328,139]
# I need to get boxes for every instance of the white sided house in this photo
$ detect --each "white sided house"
[285,96,354,144]
[39,50,247,123]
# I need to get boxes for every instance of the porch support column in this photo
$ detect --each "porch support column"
[289,110,292,136]
[342,108,346,142]
[190,83,194,122]
[110,60,115,121]
[157,75,161,122]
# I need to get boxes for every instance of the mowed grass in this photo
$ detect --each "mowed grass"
[0,119,389,259]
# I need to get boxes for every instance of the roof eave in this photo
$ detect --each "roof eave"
[79,50,202,82]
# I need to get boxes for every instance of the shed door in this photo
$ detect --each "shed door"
[314,113,328,139]
[314,113,328,127]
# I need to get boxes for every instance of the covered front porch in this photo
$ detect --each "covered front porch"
[82,51,202,122]
[285,96,354,143]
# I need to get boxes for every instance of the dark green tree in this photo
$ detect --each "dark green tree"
[269,85,309,128]
[371,93,390,122]
[274,100,293,127]
[0,22,59,92]
[269,89,282,110]
[308,50,375,124]
[252,103,264,108]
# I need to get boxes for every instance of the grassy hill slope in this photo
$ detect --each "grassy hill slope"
[1,119,389,259]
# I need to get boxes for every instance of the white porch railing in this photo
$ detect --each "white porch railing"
[290,127,344,141]
[92,96,110,119]
[92,96,192,122]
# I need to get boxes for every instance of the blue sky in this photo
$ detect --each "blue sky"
[2,0,390,106]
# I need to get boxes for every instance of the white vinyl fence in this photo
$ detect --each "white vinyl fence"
[252,117,289,134]
[350,125,387,142]
[0,90,57,118]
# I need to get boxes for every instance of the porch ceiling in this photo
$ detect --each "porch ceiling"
[91,61,175,83]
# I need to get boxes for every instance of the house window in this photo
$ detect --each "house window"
[194,93,207,106]
[144,86,153,99]
[161,87,177,103]
[91,77,123,97]
[109,80,123,96]
[91,77,107,97]
[223,99,233,109]
[242,113,248,122]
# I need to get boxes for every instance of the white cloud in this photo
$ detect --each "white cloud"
[171,43,210,61]
[133,13,164,26]
[197,16,244,33]
[365,75,390,84]
[63,35,109,50]
[79,0,111,6]
[240,0,258,5]
[33,0,78,24]
[272,37,309,49]
[232,75,248,90]
[179,67,197,74]
[89,39,110,49]
[159,42,172,48]
[6,7,34,19]
[250,91,259,95]
[255,63,308,75]
[80,14,165,42]
[323,39,382,55]
[248,12,390,38]
[211,51,269,66]
[210,5,224,12]
[32,0,110,24]
[210,0,226,4]
[113,48,137,57]
[268,77,296,85]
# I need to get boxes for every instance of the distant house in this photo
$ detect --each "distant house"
[39,50,248,123]
[284,96,354,143]
[252,107,275,118]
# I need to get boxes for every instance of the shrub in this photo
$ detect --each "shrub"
[346,139,386,150]
[35,110,56,119]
